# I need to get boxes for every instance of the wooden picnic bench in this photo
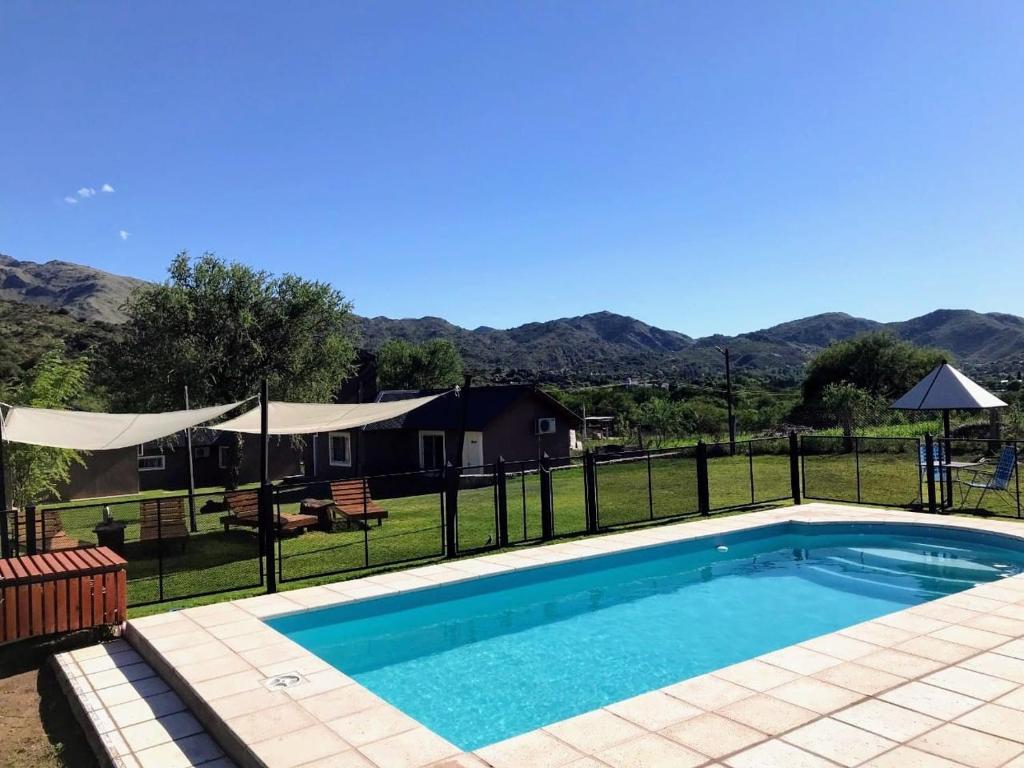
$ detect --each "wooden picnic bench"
[300,480,389,530]
[139,498,189,552]
[0,547,127,644]
[12,508,83,553]
[219,490,318,535]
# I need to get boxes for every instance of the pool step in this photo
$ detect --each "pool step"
[52,640,237,768]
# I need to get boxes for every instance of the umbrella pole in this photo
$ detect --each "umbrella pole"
[942,409,953,508]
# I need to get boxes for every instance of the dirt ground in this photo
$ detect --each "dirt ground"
[0,633,99,768]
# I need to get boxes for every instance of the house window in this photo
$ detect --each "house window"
[194,446,210,459]
[137,443,165,471]
[329,432,352,467]
[419,431,446,471]
[218,446,230,469]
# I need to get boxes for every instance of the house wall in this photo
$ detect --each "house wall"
[53,448,139,501]
[138,435,306,492]
[482,394,574,463]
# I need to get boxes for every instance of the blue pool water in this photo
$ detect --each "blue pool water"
[269,522,1024,749]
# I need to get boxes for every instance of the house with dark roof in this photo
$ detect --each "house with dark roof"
[308,384,582,479]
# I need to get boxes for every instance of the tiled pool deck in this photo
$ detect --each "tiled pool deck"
[56,503,1024,767]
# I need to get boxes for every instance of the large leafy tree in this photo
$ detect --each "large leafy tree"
[802,333,948,404]
[3,350,90,507]
[106,252,358,480]
[376,339,463,390]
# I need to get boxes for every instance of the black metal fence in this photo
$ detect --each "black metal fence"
[800,434,1022,518]
[16,431,1019,608]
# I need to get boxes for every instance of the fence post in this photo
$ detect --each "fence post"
[583,450,599,534]
[259,379,276,594]
[25,504,37,555]
[539,453,554,540]
[444,461,459,558]
[157,499,164,603]
[0,506,9,559]
[925,433,938,514]
[496,457,509,547]
[696,442,710,516]
[789,431,801,505]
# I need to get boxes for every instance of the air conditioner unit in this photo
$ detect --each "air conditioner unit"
[536,417,557,435]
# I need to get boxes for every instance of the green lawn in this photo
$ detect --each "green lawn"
[31,447,1022,612]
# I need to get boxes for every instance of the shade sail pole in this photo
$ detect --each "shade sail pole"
[184,386,198,532]
[260,379,276,594]
[0,405,9,511]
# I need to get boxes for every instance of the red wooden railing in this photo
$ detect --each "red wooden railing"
[0,547,127,643]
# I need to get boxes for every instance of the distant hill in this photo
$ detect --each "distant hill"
[2,253,1022,384]
[0,253,146,323]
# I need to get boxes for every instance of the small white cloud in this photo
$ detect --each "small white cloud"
[119,230,130,241]
[101,183,115,193]
[64,196,78,204]
[77,187,97,198]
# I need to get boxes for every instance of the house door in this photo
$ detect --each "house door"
[462,431,484,468]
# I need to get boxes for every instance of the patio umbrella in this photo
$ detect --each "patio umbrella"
[891,362,1007,506]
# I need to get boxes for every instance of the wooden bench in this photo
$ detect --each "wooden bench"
[0,547,127,644]
[139,498,189,552]
[219,490,318,535]
[328,480,389,528]
[12,508,83,553]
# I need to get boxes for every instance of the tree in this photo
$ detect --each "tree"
[3,351,90,507]
[106,252,358,484]
[377,339,464,389]
[820,382,887,444]
[802,333,947,404]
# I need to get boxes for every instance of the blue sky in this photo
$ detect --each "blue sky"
[2,2,1022,337]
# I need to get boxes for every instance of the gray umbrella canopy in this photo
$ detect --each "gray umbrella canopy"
[891,363,1007,412]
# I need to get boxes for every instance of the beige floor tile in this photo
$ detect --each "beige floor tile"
[78,649,144,674]
[133,733,224,768]
[327,702,419,746]
[995,638,1024,660]
[597,733,707,768]
[717,694,817,735]
[238,640,308,668]
[968,585,1022,604]
[962,613,1024,637]
[72,640,131,661]
[832,699,940,742]
[297,749,378,767]
[940,594,1007,614]
[661,712,764,758]
[930,625,1008,650]
[176,653,252,684]
[910,723,1024,768]
[228,701,318,743]
[875,611,948,635]
[768,677,863,714]
[359,726,460,768]
[95,678,171,708]
[283,668,355,700]
[120,711,204,752]
[723,738,837,768]
[954,703,1024,743]
[840,621,915,647]
[960,651,1024,684]
[475,730,585,768]
[713,660,799,692]
[297,680,385,719]
[209,686,288,720]
[192,669,262,700]
[250,723,352,768]
[87,663,157,690]
[107,691,187,728]
[993,605,1024,621]
[860,745,969,767]
[994,685,1024,711]
[203,617,265,640]
[856,649,944,678]
[760,646,841,675]
[800,633,880,661]
[909,603,982,625]
[222,629,281,653]
[812,662,904,696]
[895,636,978,664]
[922,667,1018,700]
[782,718,896,767]
[663,674,754,710]
[546,710,646,753]
[162,640,234,667]
[605,691,703,731]
[879,681,983,720]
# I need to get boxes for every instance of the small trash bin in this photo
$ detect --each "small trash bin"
[93,520,127,555]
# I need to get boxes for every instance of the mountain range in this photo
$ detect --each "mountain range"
[2,253,1022,384]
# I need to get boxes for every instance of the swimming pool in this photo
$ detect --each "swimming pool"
[268,521,1024,750]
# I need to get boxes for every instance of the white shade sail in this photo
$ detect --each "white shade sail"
[891,363,1007,411]
[212,393,444,435]
[1,401,247,450]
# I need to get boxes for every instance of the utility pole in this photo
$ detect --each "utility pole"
[715,346,736,455]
